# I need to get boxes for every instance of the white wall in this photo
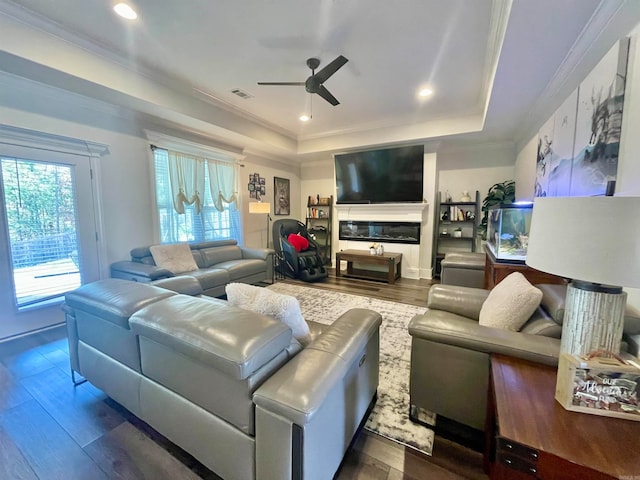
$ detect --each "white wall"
[513,24,640,342]
[514,136,538,201]
[0,84,301,268]
[242,153,301,250]
[437,142,516,203]
[0,105,155,274]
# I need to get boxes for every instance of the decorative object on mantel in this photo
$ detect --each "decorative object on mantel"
[460,191,471,202]
[526,196,640,356]
[248,173,266,200]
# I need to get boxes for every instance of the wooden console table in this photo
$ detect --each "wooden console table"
[335,249,402,284]
[483,246,566,289]
[486,355,640,479]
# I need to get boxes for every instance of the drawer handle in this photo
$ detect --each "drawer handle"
[359,354,366,367]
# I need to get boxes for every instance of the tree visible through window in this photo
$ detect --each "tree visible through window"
[153,148,242,244]
[1,157,81,307]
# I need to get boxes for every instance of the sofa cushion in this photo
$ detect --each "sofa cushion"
[65,278,175,329]
[149,243,198,274]
[479,272,543,331]
[189,268,231,291]
[519,307,562,338]
[199,245,243,268]
[537,284,567,324]
[130,295,292,380]
[216,259,266,280]
[225,283,312,346]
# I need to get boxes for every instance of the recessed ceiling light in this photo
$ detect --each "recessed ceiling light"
[419,87,434,97]
[299,114,311,122]
[113,2,138,20]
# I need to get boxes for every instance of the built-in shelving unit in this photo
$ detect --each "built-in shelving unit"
[432,190,480,278]
[306,195,332,265]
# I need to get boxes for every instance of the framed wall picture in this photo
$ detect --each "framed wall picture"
[274,177,290,215]
[248,173,265,200]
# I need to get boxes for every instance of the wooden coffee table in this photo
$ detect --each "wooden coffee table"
[335,249,402,284]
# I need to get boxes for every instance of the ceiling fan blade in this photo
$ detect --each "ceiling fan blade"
[257,82,305,86]
[314,55,348,83]
[316,85,340,106]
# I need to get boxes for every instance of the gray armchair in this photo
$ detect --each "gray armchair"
[408,282,640,447]
[407,283,564,439]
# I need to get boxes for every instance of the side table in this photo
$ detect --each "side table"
[486,354,640,479]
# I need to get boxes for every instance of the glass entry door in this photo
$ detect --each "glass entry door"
[0,143,100,339]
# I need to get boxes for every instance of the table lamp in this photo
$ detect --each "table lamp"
[249,201,272,248]
[526,196,640,355]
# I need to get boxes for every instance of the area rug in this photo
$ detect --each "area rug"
[266,282,436,456]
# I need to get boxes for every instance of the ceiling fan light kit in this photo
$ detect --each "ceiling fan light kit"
[258,55,348,107]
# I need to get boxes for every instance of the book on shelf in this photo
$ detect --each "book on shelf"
[307,207,327,219]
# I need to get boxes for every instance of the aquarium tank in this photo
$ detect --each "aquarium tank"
[486,202,533,262]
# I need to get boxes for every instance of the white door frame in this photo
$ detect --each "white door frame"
[0,124,108,340]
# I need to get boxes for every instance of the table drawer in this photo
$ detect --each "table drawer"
[496,437,538,477]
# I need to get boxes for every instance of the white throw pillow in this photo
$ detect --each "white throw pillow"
[149,243,198,275]
[225,283,312,346]
[479,272,543,331]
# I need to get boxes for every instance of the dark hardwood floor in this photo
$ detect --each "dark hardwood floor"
[0,272,488,480]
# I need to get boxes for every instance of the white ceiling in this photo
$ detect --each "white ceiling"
[1,0,639,159]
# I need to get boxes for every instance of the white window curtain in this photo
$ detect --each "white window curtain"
[153,147,242,244]
[167,150,206,214]
[208,158,238,211]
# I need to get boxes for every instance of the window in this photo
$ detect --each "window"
[153,148,242,244]
[0,157,82,307]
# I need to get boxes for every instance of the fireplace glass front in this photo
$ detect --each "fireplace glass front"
[339,221,420,244]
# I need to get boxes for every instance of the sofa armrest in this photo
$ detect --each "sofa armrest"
[253,308,381,424]
[110,260,173,282]
[409,311,560,366]
[151,276,203,296]
[241,247,275,261]
[254,308,381,480]
[427,284,490,320]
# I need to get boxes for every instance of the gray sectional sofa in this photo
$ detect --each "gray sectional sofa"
[63,278,381,480]
[110,240,273,297]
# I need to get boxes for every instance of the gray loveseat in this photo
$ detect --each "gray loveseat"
[63,278,381,480]
[110,240,273,297]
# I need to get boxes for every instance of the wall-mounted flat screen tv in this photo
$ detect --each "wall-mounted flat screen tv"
[335,145,424,204]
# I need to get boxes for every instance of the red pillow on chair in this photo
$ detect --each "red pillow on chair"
[287,233,309,252]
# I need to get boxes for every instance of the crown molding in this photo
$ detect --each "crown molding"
[0,123,109,157]
[481,0,513,120]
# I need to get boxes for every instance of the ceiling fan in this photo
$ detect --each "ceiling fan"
[257,55,348,106]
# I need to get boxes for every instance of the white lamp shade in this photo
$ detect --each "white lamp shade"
[248,202,271,214]
[526,196,640,288]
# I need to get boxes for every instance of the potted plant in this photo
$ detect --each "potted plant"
[478,180,515,240]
